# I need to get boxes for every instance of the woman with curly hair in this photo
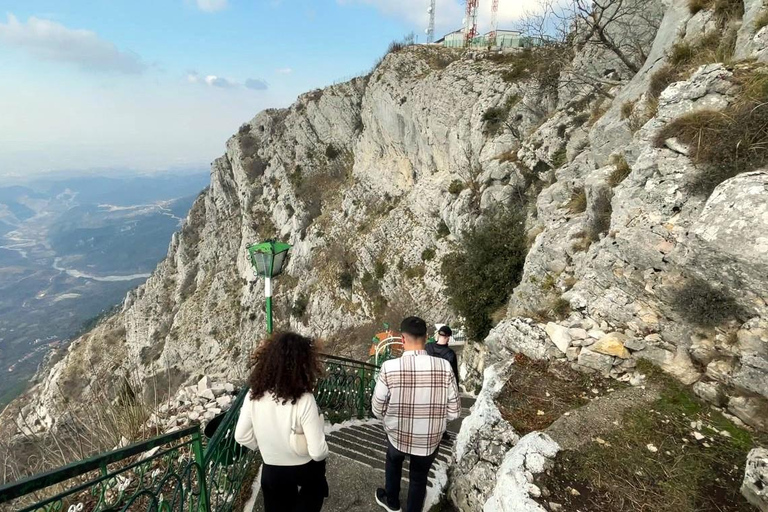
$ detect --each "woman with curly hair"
[235,331,329,511]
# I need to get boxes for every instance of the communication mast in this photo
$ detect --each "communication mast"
[489,0,499,48]
[426,0,436,44]
[463,0,479,47]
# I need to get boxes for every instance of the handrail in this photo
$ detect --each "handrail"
[0,425,200,505]
[320,352,380,370]
[1,353,382,511]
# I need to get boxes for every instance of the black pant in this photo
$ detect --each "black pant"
[385,440,439,512]
[261,459,328,512]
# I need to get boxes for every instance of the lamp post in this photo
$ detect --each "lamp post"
[246,240,291,334]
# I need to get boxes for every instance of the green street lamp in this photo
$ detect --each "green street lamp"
[247,240,291,334]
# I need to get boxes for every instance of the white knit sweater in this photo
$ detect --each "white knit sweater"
[234,391,329,466]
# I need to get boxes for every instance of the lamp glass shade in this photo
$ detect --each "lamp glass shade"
[271,250,288,277]
[247,240,291,278]
[251,251,271,277]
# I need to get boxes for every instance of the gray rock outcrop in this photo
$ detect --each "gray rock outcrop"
[742,448,768,511]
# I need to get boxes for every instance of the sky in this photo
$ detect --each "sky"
[0,0,540,178]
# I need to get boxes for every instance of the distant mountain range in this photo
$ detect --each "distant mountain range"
[0,170,209,406]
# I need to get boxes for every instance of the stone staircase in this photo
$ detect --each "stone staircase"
[248,395,475,512]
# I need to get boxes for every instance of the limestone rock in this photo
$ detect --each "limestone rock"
[486,319,551,361]
[592,333,631,359]
[545,323,572,354]
[482,432,560,512]
[742,448,768,512]
[452,363,520,511]
[197,376,211,394]
[577,348,614,374]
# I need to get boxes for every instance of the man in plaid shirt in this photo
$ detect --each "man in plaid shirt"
[372,316,460,512]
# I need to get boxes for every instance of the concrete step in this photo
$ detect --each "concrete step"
[328,429,451,465]
[460,395,476,409]
[325,437,436,486]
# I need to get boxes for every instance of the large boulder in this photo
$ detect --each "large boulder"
[742,448,768,511]
[451,363,520,511]
[482,432,561,512]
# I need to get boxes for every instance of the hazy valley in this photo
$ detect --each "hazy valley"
[0,172,208,405]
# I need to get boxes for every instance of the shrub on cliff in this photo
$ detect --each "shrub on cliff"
[441,207,527,341]
[654,66,768,195]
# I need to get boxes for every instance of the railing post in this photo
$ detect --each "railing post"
[191,427,210,512]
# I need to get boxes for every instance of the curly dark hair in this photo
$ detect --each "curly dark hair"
[248,331,323,405]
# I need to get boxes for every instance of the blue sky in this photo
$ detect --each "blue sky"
[0,0,536,177]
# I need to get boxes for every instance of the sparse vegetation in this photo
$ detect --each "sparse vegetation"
[448,179,465,194]
[567,188,588,214]
[654,66,768,195]
[441,207,527,341]
[648,28,739,118]
[535,359,765,512]
[496,149,519,163]
[687,0,744,22]
[551,148,568,168]
[374,259,387,280]
[421,248,436,262]
[437,220,451,238]
[670,276,749,328]
[482,95,521,137]
[404,264,426,280]
[325,144,340,160]
[755,9,768,31]
[291,293,309,319]
[608,154,632,187]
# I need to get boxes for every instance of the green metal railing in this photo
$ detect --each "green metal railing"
[0,353,379,512]
[0,426,207,512]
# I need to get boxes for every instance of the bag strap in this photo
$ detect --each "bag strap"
[291,401,301,434]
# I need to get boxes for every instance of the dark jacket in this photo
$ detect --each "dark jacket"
[426,343,459,383]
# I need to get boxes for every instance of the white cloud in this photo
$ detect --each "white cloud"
[276,67,293,75]
[245,78,269,90]
[0,14,145,74]
[338,0,544,35]
[196,0,228,12]
[205,75,237,88]
[187,71,268,91]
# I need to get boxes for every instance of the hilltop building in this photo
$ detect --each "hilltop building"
[435,29,544,49]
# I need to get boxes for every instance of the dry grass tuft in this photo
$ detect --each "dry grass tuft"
[654,66,768,195]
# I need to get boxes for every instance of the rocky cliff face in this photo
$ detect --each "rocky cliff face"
[9,0,768,475]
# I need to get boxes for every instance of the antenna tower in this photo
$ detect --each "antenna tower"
[427,0,436,44]
[489,0,499,48]
[463,0,479,47]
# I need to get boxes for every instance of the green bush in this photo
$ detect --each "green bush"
[338,270,354,290]
[441,207,527,341]
[325,144,340,160]
[437,220,451,238]
[421,248,436,261]
[292,294,309,318]
[670,277,749,328]
[404,264,426,279]
[551,148,567,168]
[448,180,465,194]
[374,259,387,280]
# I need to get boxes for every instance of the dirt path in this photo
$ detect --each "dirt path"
[545,383,661,450]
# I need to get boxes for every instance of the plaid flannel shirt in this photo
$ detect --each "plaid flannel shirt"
[371,350,460,456]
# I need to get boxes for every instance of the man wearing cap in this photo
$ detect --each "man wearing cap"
[372,316,460,512]
[426,325,459,384]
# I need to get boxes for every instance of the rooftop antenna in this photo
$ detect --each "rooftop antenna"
[489,0,499,48]
[427,0,436,43]
[464,0,479,47]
